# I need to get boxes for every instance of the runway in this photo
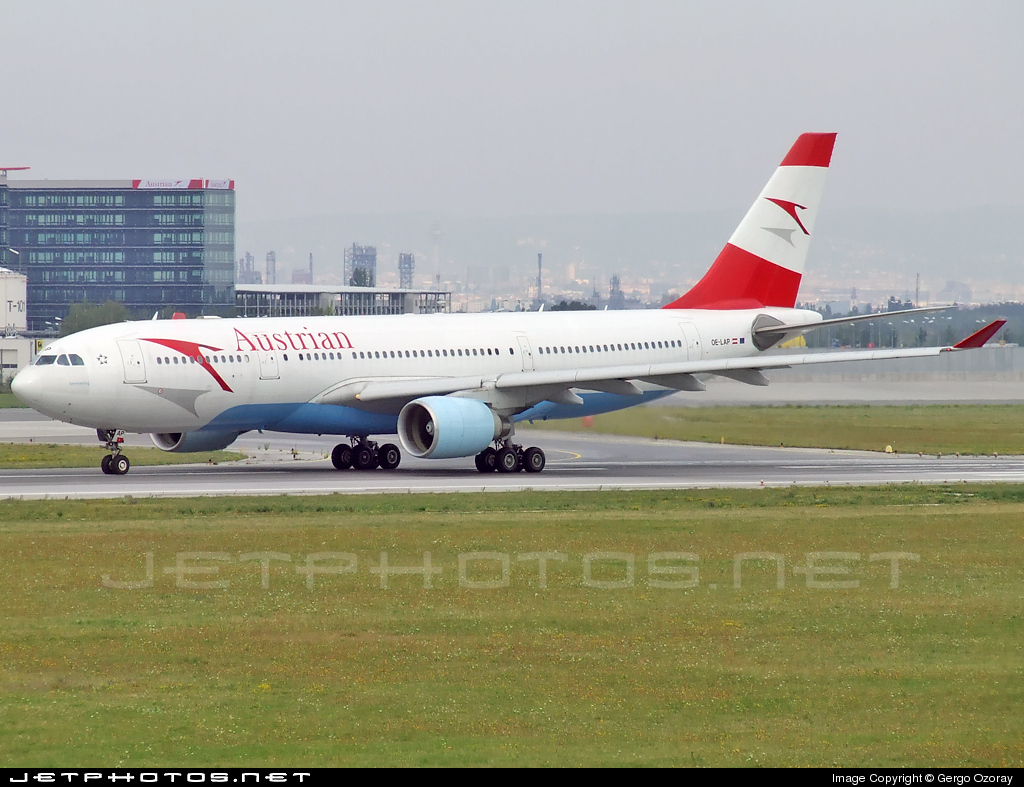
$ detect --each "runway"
[2,409,1024,499]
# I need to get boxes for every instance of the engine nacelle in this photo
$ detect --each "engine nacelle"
[150,430,240,453]
[398,396,503,459]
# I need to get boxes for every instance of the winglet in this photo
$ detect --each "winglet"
[951,319,1006,350]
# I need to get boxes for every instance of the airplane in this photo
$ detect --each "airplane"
[10,132,1005,476]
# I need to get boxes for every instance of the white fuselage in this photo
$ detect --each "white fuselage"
[12,306,817,436]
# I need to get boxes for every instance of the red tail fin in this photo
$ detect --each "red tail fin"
[664,132,836,310]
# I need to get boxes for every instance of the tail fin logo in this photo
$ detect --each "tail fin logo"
[765,198,810,235]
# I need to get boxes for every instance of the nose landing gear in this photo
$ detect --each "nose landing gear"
[98,429,131,475]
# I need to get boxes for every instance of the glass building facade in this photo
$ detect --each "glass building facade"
[0,176,235,333]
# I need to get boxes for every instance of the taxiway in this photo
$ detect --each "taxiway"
[1,410,1022,500]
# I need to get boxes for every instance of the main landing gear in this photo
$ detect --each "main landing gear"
[475,441,546,474]
[331,438,402,471]
[98,429,131,475]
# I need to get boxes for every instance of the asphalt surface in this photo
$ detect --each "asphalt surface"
[2,408,1023,499]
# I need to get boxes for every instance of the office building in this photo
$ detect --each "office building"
[0,172,235,333]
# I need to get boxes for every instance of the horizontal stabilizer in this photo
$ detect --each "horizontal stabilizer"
[753,305,954,349]
[951,319,1006,349]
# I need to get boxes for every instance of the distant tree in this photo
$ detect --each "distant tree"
[550,300,596,311]
[60,301,131,337]
[350,268,371,287]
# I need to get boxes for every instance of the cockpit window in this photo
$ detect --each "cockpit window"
[35,355,57,365]
[57,355,70,366]
[69,354,85,366]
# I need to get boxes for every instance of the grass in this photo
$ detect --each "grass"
[0,443,245,469]
[0,393,26,408]
[523,404,1024,455]
[1,488,1021,767]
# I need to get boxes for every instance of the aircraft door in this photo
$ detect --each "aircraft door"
[516,335,535,371]
[677,322,703,361]
[258,350,280,380]
[117,339,147,384]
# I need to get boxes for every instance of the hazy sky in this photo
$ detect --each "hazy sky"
[3,1,1023,222]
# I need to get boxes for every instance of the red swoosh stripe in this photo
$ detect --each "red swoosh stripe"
[141,338,234,392]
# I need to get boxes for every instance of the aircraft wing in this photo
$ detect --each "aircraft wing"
[317,319,1005,412]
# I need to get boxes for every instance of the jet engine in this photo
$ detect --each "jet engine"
[398,396,506,459]
[151,430,241,453]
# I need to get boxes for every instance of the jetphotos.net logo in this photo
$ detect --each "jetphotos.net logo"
[100,550,921,592]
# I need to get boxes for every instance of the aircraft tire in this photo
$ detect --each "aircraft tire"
[353,446,378,471]
[496,446,519,473]
[523,446,546,473]
[331,444,354,470]
[475,447,497,473]
[112,455,130,475]
[101,455,113,475]
[378,443,401,470]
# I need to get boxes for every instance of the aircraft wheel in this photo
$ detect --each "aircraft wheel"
[101,454,113,475]
[496,446,520,473]
[523,446,546,473]
[475,447,497,473]
[378,443,401,470]
[331,444,353,470]
[353,445,378,470]
[111,455,130,475]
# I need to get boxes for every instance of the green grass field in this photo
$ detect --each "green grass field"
[523,404,1024,455]
[0,443,245,469]
[0,393,25,408]
[1,488,1021,767]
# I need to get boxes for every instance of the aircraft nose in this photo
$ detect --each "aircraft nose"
[10,366,42,409]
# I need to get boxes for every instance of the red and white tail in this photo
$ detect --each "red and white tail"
[664,132,836,310]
